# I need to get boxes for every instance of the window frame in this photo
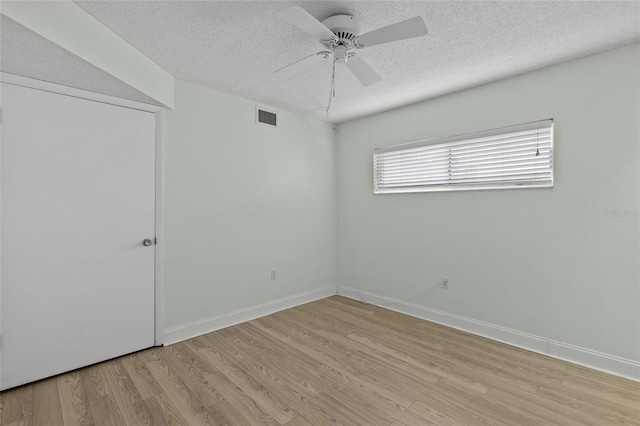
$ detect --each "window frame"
[373,119,554,194]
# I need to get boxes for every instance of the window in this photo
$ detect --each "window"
[373,119,553,194]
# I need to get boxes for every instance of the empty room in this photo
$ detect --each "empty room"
[1,1,639,425]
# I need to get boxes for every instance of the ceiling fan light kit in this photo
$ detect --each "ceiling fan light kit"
[275,5,428,92]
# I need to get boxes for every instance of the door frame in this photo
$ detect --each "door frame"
[0,73,166,365]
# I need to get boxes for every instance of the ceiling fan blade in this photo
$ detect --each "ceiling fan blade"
[357,16,428,48]
[274,52,330,76]
[278,6,337,41]
[345,56,381,86]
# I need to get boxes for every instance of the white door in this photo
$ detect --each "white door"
[1,82,156,390]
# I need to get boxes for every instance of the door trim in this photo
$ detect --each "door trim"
[154,109,165,346]
[0,72,166,356]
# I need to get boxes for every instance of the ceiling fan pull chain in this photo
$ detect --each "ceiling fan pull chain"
[326,59,337,119]
[332,59,337,97]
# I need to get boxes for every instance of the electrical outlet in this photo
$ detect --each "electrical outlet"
[270,270,277,280]
[441,277,449,289]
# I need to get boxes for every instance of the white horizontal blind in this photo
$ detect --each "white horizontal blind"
[374,120,553,194]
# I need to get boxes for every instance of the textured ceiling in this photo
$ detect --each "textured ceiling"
[0,15,162,106]
[9,1,640,123]
[73,0,640,123]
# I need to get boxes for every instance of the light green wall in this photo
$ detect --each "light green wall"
[164,80,337,329]
[336,44,640,361]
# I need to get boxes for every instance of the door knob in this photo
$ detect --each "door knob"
[142,238,153,246]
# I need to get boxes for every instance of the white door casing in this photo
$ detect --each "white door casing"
[0,78,161,390]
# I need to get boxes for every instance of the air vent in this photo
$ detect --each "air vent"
[256,108,277,127]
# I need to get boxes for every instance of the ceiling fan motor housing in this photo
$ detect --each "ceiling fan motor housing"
[320,15,362,49]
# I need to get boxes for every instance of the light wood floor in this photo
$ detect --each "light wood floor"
[1,296,639,425]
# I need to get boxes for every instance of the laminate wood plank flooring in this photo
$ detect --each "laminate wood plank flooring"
[1,296,639,425]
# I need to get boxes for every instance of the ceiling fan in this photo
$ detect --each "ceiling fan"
[275,6,428,87]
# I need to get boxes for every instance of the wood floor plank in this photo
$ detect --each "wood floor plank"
[378,330,448,357]
[350,328,456,374]
[301,299,406,336]
[0,386,32,426]
[32,378,63,426]
[561,372,640,410]
[486,386,600,426]
[169,343,218,377]
[100,359,154,425]
[566,364,640,394]
[309,321,476,395]
[406,318,530,356]
[250,318,364,378]
[310,362,441,426]
[443,342,565,385]
[308,366,396,425]
[347,331,450,377]
[120,353,162,400]
[306,313,450,366]
[103,393,127,425]
[235,322,322,372]
[159,344,224,411]
[209,329,353,426]
[483,340,568,372]
[79,364,111,402]
[425,378,539,426]
[87,396,115,426]
[197,333,297,424]
[145,392,188,426]
[306,392,371,425]
[408,400,471,426]
[287,305,359,337]
[136,347,164,365]
[3,296,637,426]
[228,327,322,399]
[447,355,541,393]
[308,325,445,391]
[146,358,217,426]
[57,372,94,426]
[225,321,430,425]
[536,384,639,425]
[313,354,416,409]
[283,415,314,426]
[203,367,279,426]
[451,363,539,394]
[208,400,250,426]
[260,314,372,374]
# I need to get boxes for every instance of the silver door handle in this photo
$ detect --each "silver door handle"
[142,238,153,246]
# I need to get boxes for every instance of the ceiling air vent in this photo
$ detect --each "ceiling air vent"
[256,107,277,127]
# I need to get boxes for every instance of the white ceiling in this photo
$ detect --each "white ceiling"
[7,1,640,123]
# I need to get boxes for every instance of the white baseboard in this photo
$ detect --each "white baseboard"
[163,286,336,345]
[337,286,640,382]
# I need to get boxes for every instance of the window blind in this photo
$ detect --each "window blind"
[373,120,553,194]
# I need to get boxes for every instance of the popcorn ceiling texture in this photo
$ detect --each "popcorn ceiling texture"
[11,1,640,123]
[0,15,162,106]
